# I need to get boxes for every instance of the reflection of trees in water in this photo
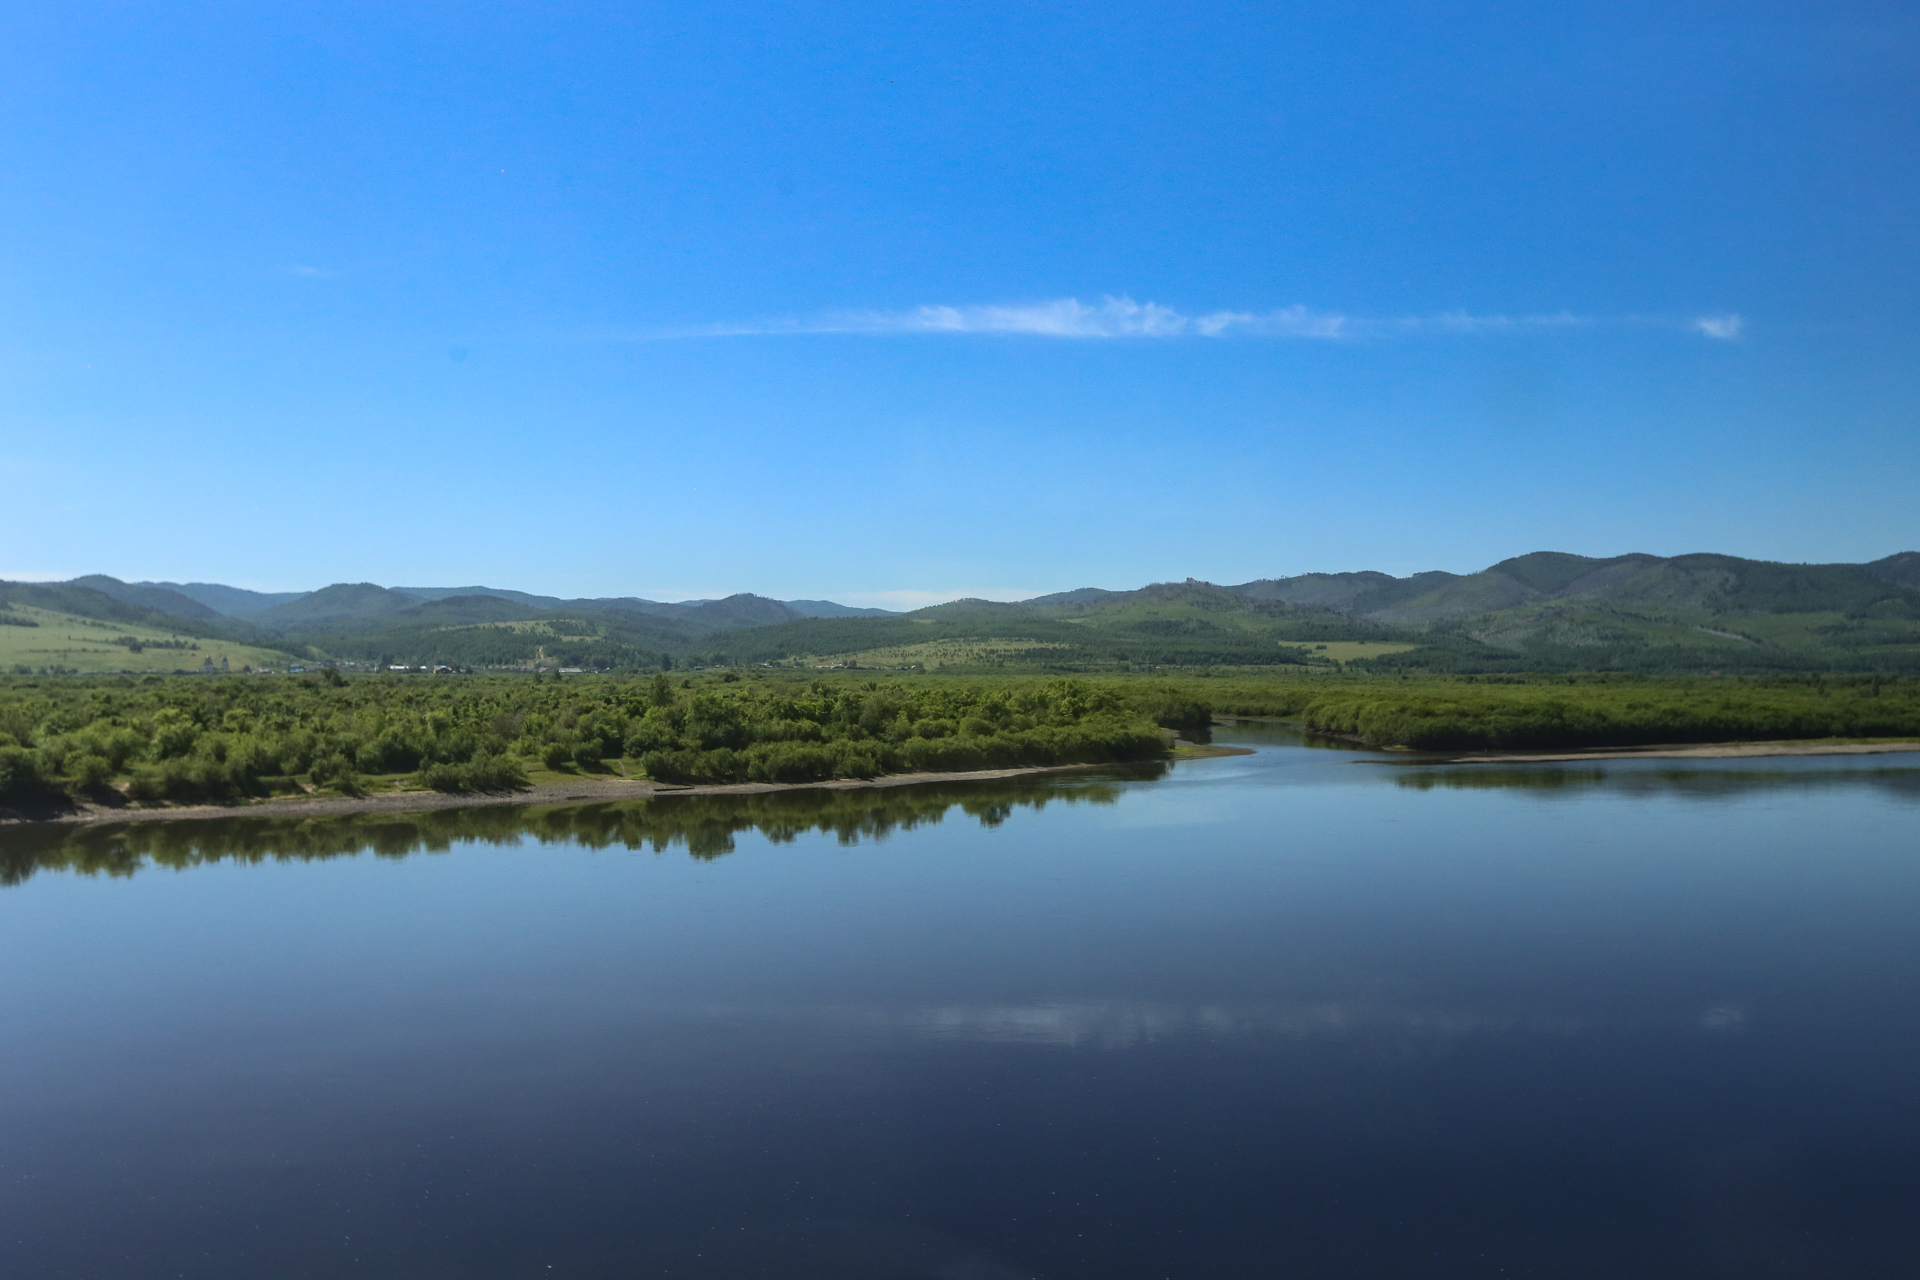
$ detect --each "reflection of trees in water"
[0,766,1160,886]
[1393,763,1920,803]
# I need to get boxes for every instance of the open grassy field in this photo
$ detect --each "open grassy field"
[1296,641,1419,663]
[0,604,297,674]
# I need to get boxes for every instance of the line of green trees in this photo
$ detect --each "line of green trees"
[10,667,1911,811]
[0,672,1200,808]
[1350,638,1920,676]
[1199,673,1920,750]
[626,679,1173,784]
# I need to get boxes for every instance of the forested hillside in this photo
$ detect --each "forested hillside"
[12,549,1920,677]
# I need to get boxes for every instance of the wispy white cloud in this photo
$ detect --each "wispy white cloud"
[605,297,1744,345]
[680,296,1349,340]
[1403,310,1585,334]
[639,296,1619,343]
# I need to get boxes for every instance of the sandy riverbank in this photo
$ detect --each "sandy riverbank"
[2,766,1090,827]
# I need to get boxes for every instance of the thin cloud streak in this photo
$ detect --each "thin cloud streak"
[680,297,1348,340]
[627,297,1728,343]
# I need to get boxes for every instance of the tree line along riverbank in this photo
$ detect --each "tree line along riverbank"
[1,669,1916,813]
[1195,671,1920,751]
[0,671,1207,810]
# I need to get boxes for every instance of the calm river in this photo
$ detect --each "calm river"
[3,727,1919,1278]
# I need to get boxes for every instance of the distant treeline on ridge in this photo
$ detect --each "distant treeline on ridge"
[2,548,1918,677]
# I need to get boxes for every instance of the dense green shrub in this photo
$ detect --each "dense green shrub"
[416,754,527,793]
[747,742,838,783]
[307,753,363,796]
[0,670,1188,805]
[0,745,61,806]
[1132,687,1214,733]
[124,755,271,803]
[68,753,114,793]
[1297,679,1920,750]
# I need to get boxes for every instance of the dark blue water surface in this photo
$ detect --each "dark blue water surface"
[4,727,1920,1278]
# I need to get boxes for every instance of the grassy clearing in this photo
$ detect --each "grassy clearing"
[0,605,296,674]
[1296,641,1419,663]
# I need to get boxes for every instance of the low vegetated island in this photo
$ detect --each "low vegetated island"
[1,667,1917,817]
[0,671,1206,812]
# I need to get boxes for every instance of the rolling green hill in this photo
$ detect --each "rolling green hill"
[0,600,296,674]
[148,580,307,616]
[15,549,1919,675]
[706,584,1391,670]
[0,580,265,643]
[724,554,1920,675]
[1366,552,1920,624]
[251,583,423,627]
[67,575,224,621]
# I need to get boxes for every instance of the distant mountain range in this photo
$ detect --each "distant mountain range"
[6,549,1917,675]
[1146,549,1920,623]
[63,578,898,628]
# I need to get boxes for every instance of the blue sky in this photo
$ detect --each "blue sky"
[2,1,1915,605]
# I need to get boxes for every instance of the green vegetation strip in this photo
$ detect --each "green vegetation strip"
[3,669,1918,813]
[1196,673,1920,750]
[0,672,1207,809]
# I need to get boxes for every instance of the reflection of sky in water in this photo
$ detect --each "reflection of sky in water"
[2,728,1918,1278]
